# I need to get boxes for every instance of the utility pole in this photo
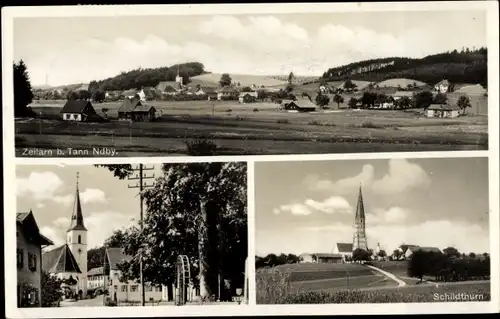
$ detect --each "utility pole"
[128,164,155,306]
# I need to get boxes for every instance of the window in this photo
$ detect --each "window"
[121,285,127,292]
[113,285,118,291]
[28,252,37,271]
[146,285,153,292]
[130,285,138,292]
[78,235,81,244]
[17,249,24,268]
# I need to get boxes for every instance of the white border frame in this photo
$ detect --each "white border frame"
[3,1,499,317]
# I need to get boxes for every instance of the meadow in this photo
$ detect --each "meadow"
[15,100,488,157]
[256,263,491,304]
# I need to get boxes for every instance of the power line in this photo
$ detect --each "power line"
[127,164,155,307]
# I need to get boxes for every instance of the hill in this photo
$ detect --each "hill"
[376,78,428,88]
[189,73,287,87]
[321,47,488,88]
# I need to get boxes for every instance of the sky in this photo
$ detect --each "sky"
[16,164,163,250]
[13,10,487,86]
[255,157,490,256]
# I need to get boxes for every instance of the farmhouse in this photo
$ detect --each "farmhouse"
[60,100,100,122]
[87,266,106,293]
[217,86,239,100]
[17,211,54,307]
[122,89,142,100]
[239,91,258,104]
[196,87,218,100]
[105,247,165,303]
[333,243,353,262]
[426,104,461,118]
[391,91,414,100]
[434,79,450,93]
[283,98,316,112]
[118,97,157,122]
[314,253,343,264]
[156,81,183,95]
[141,87,157,100]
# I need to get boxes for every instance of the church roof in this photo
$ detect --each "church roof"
[336,243,353,253]
[68,184,87,232]
[105,247,133,270]
[354,185,366,222]
[42,244,82,274]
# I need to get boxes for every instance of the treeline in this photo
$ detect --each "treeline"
[322,48,488,87]
[88,62,207,92]
[255,253,302,269]
[408,250,490,282]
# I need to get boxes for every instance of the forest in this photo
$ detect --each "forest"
[321,48,488,87]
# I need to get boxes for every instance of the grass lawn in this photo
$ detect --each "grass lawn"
[16,100,488,156]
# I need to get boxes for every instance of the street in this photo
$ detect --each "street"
[59,295,104,307]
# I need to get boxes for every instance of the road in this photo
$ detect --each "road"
[60,295,104,307]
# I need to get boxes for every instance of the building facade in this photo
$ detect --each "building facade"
[17,211,54,307]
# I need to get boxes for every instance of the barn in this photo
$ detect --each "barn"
[314,253,343,264]
[426,104,461,118]
[284,98,317,112]
[118,96,157,122]
[60,100,100,122]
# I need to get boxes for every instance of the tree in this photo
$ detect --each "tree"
[378,250,387,258]
[433,93,447,104]
[348,97,358,108]
[333,94,344,108]
[93,90,106,103]
[67,91,79,100]
[87,247,106,271]
[396,96,412,109]
[457,95,472,114]
[285,84,294,93]
[413,91,434,109]
[443,247,461,259]
[257,90,267,101]
[104,229,128,247]
[469,252,476,259]
[13,60,35,117]
[361,92,377,108]
[288,72,294,85]
[88,81,99,94]
[407,250,429,282]
[98,163,247,301]
[315,93,330,108]
[241,86,252,92]
[219,73,232,87]
[41,271,63,307]
[392,249,402,260]
[352,248,371,261]
[343,79,357,91]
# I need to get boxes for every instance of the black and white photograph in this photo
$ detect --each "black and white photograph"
[255,157,491,304]
[16,162,248,307]
[12,9,488,157]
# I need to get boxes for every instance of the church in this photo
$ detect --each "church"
[42,174,88,299]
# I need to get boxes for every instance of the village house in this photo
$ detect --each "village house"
[17,211,54,307]
[238,91,258,104]
[417,247,442,254]
[140,87,157,100]
[314,253,343,264]
[217,86,239,100]
[104,247,165,303]
[117,96,157,122]
[391,91,414,101]
[195,87,218,100]
[434,79,450,94]
[426,104,461,118]
[42,179,89,299]
[396,244,420,260]
[122,89,142,100]
[282,97,317,112]
[334,243,353,262]
[60,100,100,122]
[87,267,106,294]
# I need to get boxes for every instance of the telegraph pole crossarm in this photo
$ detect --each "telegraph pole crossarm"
[127,164,155,306]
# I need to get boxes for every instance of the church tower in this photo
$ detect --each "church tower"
[353,185,368,251]
[67,172,88,297]
[175,64,183,86]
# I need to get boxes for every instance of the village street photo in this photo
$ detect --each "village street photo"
[254,157,491,304]
[16,162,248,307]
[12,9,488,157]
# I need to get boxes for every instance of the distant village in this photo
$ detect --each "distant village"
[31,66,489,124]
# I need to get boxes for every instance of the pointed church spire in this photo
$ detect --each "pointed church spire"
[353,183,368,251]
[68,172,87,232]
[355,184,365,221]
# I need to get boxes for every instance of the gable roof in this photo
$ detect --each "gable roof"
[123,89,140,96]
[17,211,54,246]
[68,187,87,231]
[132,104,155,113]
[199,87,217,94]
[399,244,420,253]
[42,244,82,274]
[336,243,353,253]
[105,247,133,270]
[290,98,317,109]
[315,253,342,259]
[60,100,93,114]
[427,104,461,111]
[88,266,105,276]
[436,79,450,86]
[218,86,238,93]
[118,97,143,113]
[391,91,414,98]
[418,247,442,253]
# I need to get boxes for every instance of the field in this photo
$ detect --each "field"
[256,262,491,304]
[16,100,488,157]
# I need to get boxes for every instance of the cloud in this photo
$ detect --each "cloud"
[42,211,136,249]
[80,188,107,204]
[367,207,410,225]
[274,196,352,216]
[36,203,45,209]
[304,159,430,196]
[17,172,65,200]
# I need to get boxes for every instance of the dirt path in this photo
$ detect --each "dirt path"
[366,265,407,287]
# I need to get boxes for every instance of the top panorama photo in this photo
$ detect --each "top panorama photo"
[12,10,488,157]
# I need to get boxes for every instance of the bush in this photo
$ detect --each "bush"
[276,119,289,124]
[360,120,383,128]
[256,268,296,305]
[253,108,259,112]
[226,109,233,113]
[185,139,218,156]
